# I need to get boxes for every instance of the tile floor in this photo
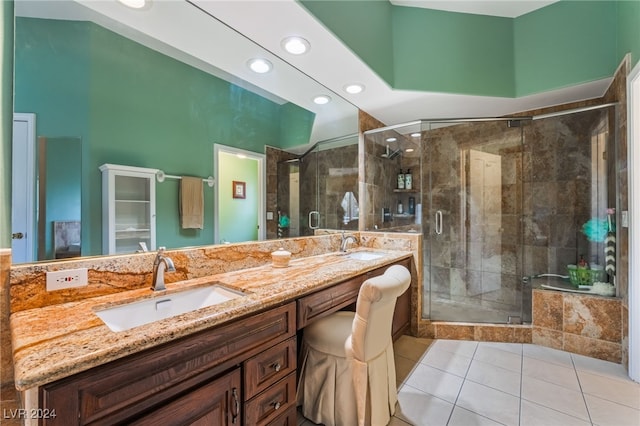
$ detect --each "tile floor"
[298,337,640,426]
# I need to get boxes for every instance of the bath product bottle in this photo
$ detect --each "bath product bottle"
[397,199,403,214]
[405,169,413,190]
[408,196,415,214]
[397,169,405,189]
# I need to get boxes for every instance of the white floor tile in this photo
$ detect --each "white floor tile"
[578,369,640,410]
[572,352,632,382]
[419,346,472,377]
[474,344,522,373]
[478,341,523,355]
[585,394,640,426]
[456,380,521,426]
[466,358,522,396]
[522,356,581,391]
[523,343,573,368]
[522,375,590,421]
[520,399,592,426]
[404,363,464,403]
[395,384,454,426]
[298,338,639,426]
[430,339,478,358]
[448,406,505,426]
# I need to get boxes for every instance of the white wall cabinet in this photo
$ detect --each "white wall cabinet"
[100,164,156,255]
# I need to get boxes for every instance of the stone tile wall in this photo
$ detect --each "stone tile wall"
[532,289,622,362]
[0,249,21,425]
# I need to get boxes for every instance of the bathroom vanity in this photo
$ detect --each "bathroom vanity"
[11,251,412,425]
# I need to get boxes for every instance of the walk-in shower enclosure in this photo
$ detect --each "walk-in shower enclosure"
[277,134,359,238]
[364,105,616,324]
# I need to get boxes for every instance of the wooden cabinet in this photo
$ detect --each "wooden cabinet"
[40,303,296,425]
[130,368,242,426]
[99,164,157,255]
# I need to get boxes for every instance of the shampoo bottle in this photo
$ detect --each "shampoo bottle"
[405,169,413,190]
[397,169,405,189]
[397,199,403,214]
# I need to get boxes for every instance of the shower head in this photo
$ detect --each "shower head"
[387,148,401,159]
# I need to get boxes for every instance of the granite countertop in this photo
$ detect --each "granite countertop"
[10,249,412,391]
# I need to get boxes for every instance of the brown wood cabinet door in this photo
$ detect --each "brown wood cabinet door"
[130,368,242,426]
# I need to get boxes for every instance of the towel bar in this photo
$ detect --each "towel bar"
[156,170,215,187]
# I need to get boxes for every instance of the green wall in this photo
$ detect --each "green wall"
[617,0,640,67]
[14,17,314,256]
[514,1,617,96]
[301,0,635,97]
[42,137,82,259]
[1,1,13,248]
[300,0,395,85]
[218,152,259,243]
[392,7,514,96]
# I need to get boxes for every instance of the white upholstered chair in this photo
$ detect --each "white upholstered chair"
[298,264,411,426]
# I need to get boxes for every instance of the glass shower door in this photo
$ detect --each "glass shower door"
[425,120,525,323]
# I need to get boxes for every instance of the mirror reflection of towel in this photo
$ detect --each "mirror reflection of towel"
[180,176,204,229]
[341,191,359,223]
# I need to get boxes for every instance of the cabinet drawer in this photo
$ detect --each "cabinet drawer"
[244,337,296,400]
[265,406,297,426]
[244,372,296,426]
[297,275,363,329]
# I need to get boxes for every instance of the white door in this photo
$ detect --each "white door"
[11,113,36,263]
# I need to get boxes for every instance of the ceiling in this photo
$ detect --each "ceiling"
[16,0,612,150]
[390,1,559,18]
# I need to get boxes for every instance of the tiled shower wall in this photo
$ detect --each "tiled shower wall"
[299,143,360,235]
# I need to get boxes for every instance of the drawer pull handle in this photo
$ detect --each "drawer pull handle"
[231,388,239,424]
[272,401,281,410]
[272,362,281,372]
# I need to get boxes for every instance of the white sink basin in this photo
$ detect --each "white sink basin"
[344,251,385,261]
[95,284,246,332]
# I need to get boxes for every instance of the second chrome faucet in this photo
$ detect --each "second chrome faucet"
[340,231,358,252]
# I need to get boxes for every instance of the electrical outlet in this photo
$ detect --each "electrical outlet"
[46,268,88,291]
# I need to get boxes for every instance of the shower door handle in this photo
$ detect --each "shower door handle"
[435,210,443,235]
[308,211,320,229]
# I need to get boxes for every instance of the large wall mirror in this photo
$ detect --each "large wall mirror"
[12,0,358,264]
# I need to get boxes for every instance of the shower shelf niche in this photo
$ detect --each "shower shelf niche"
[393,189,418,193]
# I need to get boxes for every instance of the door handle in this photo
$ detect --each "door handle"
[435,211,443,235]
[12,232,24,240]
[308,211,320,229]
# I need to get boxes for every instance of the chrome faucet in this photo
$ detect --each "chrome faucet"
[340,231,358,252]
[152,247,175,291]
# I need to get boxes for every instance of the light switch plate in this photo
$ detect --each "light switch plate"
[622,210,629,228]
[46,268,88,291]
[267,211,274,220]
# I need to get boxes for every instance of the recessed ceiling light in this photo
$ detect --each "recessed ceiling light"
[117,0,147,9]
[247,58,272,74]
[344,83,365,94]
[410,132,421,138]
[281,36,310,55]
[385,137,397,142]
[405,148,415,153]
[313,95,331,105]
